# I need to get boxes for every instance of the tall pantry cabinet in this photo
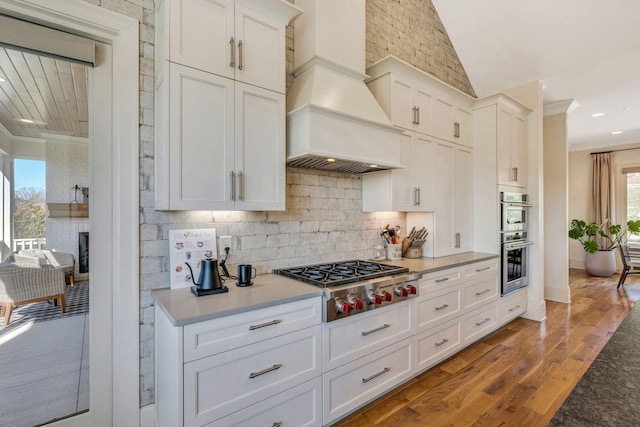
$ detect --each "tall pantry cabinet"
[154,0,301,210]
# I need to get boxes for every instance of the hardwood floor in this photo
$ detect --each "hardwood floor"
[333,269,640,427]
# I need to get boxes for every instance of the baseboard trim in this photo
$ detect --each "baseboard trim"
[140,404,157,427]
[522,298,547,322]
[545,285,571,304]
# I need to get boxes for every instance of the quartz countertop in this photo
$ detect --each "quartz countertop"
[152,251,499,327]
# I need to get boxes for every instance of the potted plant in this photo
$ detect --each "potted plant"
[569,219,640,276]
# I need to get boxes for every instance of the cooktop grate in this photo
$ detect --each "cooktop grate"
[274,259,409,287]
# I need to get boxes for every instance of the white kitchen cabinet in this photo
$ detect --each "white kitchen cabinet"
[156,0,295,94]
[155,63,286,211]
[433,89,473,148]
[433,139,473,256]
[416,318,461,372]
[498,287,527,322]
[154,0,299,211]
[362,132,433,212]
[155,296,322,427]
[473,93,531,189]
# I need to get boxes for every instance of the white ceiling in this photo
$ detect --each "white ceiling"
[432,0,640,151]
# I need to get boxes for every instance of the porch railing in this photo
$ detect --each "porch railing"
[13,238,46,252]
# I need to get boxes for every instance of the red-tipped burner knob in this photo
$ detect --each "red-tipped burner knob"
[407,285,417,295]
[337,301,351,314]
[395,287,409,297]
[353,299,364,310]
[368,292,382,305]
[382,291,392,302]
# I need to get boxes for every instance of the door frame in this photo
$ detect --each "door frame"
[0,0,140,425]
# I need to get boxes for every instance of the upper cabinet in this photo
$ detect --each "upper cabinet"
[154,0,301,211]
[367,56,474,147]
[473,94,531,189]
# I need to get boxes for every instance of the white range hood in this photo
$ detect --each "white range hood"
[286,0,404,173]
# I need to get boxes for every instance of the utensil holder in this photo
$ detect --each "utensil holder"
[386,243,402,260]
[403,247,423,259]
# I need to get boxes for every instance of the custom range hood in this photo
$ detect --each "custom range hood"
[286,0,404,173]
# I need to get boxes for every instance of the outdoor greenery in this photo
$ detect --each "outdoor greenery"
[569,218,640,254]
[14,187,45,239]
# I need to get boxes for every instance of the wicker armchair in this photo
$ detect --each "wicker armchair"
[16,249,76,286]
[0,263,66,325]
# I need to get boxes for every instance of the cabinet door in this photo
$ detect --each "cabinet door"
[510,114,527,187]
[434,140,454,255]
[433,95,454,141]
[454,146,473,252]
[496,107,512,185]
[169,64,235,210]
[169,0,234,80]
[389,76,415,131]
[414,133,434,210]
[234,82,286,211]
[413,86,433,135]
[234,4,286,93]
[391,132,415,211]
[453,105,472,148]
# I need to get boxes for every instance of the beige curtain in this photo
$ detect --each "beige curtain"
[589,152,612,239]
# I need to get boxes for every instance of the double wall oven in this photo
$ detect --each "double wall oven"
[500,192,533,295]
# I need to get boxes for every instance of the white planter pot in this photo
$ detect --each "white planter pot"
[585,250,617,277]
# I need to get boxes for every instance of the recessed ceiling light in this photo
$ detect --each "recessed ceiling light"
[623,107,632,111]
[369,165,379,168]
[591,113,605,118]
[18,118,34,124]
[326,158,336,162]
[612,131,623,135]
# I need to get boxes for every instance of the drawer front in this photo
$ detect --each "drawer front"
[498,290,527,323]
[323,302,413,371]
[184,297,321,362]
[419,269,462,294]
[323,337,414,424]
[463,303,498,343]
[184,325,321,426]
[416,288,461,332]
[463,259,499,279]
[207,377,322,427]
[416,320,461,372]
[464,276,499,310]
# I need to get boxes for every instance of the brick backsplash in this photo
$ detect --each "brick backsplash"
[83,0,472,409]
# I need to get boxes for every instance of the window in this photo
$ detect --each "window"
[623,169,640,244]
[14,159,46,248]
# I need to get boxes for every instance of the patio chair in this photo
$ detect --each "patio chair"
[617,243,640,288]
[0,263,66,325]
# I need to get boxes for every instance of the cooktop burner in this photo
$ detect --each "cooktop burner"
[274,260,409,287]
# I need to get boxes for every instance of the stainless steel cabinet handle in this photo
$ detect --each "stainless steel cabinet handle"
[249,319,282,330]
[238,40,243,70]
[512,167,518,182]
[454,121,460,138]
[475,317,491,326]
[416,106,420,125]
[414,187,419,206]
[435,338,449,347]
[435,277,449,283]
[412,106,418,124]
[475,266,491,272]
[237,171,243,201]
[508,305,522,312]
[362,367,390,383]
[475,288,491,296]
[361,323,390,336]
[230,171,235,201]
[249,364,282,379]
[435,303,449,311]
[455,232,461,248]
[417,187,421,205]
[229,36,235,68]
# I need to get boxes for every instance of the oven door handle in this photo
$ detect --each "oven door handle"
[501,202,533,208]
[504,241,534,250]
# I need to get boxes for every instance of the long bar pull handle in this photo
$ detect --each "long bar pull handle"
[454,121,460,138]
[475,288,491,296]
[435,303,449,311]
[475,266,491,272]
[237,171,243,201]
[361,323,390,336]
[475,317,491,326]
[230,171,236,201]
[414,187,419,206]
[249,319,282,330]
[435,338,449,347]
[362,367,390,383]
[229,36,235,68]
[238,40,243,70]
[512,167,518,182]
[416,106,420,125]
[508,305,522,313]
[249,364,282,379]
[412,106,418,124]
[455,233,461,248]
[417,187,421,205]
[435,277,449,283]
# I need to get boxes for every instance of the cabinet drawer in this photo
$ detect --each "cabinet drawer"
[323,338,414,424]
[463,259,499,279]
[416,288,461,333]
[207,377,322,427]
[464,276,499,310]
[463,304,498,343]
[323,302,413,371]
[184,297,321,362]
[419,269,462,294]
[416,320,461,372]
[498,289,527,323]
[184,325,321,426]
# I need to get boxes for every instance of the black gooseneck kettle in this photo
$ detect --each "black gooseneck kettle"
[185,259,224,291]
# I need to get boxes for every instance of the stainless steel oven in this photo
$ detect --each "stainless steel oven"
[502,231,533,295]
[501,192,531,232]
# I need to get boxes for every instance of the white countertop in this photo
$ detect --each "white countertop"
[152,251,499,326]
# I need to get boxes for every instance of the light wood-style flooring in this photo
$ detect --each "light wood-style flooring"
[333,269,640,427]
